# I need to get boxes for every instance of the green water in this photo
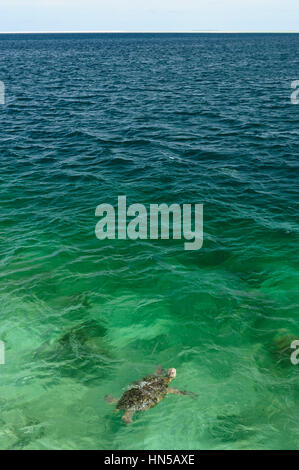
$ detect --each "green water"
[0,33,298,449]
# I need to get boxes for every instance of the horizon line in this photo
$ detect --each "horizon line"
[0,30,299,34]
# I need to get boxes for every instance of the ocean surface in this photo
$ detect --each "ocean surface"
[0,33,298,450]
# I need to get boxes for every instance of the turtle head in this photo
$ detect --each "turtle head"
[166,368,176,381]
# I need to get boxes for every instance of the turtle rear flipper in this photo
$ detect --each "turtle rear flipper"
[105,394,118,404]
[122,410,134,425]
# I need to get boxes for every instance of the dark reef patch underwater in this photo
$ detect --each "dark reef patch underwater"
[0,33,298,449]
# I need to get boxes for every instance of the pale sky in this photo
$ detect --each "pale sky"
[1,0,299,32]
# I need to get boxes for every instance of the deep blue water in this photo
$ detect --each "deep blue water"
[0,33,298,450]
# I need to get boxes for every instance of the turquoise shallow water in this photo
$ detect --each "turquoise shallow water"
[0,33,298,450]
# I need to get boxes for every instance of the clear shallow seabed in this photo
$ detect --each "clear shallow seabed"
[0,33,298,450]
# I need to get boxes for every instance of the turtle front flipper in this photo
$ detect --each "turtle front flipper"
[122,410,134,425]
[154,366,166,376]
[105,394,119,404]
[167,388,198,399]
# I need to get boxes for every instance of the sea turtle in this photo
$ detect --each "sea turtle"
[105,367,197,424]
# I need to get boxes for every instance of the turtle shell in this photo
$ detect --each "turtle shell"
[116,375,169,411]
